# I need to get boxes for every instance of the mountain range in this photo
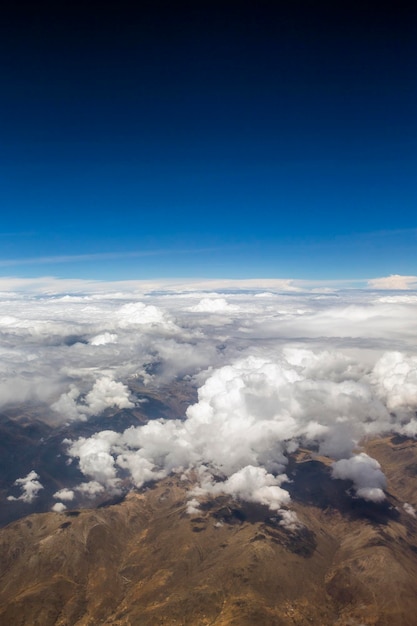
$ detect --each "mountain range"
[1,435,417,625]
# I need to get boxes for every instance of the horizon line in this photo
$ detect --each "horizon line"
[0,274,416,293]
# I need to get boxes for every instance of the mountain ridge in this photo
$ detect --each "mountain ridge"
[1,436,417,625]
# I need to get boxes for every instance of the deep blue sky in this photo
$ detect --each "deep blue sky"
[0,1,416,280]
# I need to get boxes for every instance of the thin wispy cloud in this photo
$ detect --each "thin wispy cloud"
[0,247,227,268]
[364,228,417,239]
[0,231,36,238]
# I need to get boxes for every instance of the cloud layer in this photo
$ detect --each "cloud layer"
[2,283,417,522]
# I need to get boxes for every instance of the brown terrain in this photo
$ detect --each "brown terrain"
[1,435,417,625]
[0,381,198,528]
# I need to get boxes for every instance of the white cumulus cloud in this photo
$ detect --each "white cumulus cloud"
[53,488,75,501]
[403,502,416,517]
[189,297,239,313]
[332,453,387,502]
[52,376,134,421]
[7,471,44,503]
[51,502,67,512]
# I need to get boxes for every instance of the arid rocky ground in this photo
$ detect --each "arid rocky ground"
[1,435,417,626]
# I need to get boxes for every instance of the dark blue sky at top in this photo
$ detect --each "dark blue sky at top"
[0,1,416,280]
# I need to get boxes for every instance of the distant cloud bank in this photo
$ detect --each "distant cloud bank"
[0,273,417,294]
[367,274,417,290]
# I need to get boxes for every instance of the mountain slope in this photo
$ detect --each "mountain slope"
[1,436,417,625]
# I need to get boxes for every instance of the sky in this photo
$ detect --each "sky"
[0,1,416,282]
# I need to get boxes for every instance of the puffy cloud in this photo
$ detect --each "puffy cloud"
[115,302,175,330]
[198,465,291,512]
[53,488,75,501]
[371,352,417,420]
[116,451,165,487]
[65,431,121,491]
[75,481,106,498]
[189,298,239,313]
[52,385,85,421]
[188,466,297,528]
[277,509,300,530]
[84,376,134,415]
[331,453,386,502]
[51,502,67,512]
[52,376,134,421]
[368,275,417,290]
[7,471,44,503]
[183,353,390,463]
[186,498,201,515]
[403,503,416,517]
